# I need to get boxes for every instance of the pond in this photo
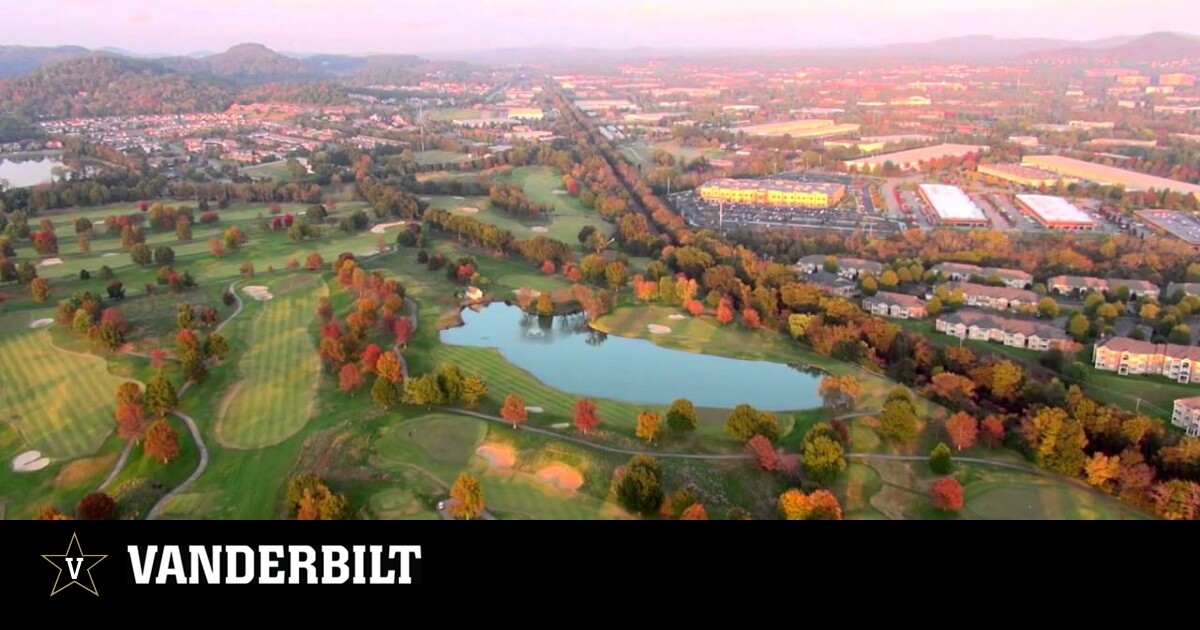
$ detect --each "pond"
[0,157,66,188]
[439,303,822,410]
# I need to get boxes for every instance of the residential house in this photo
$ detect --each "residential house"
[863,292,928,319]
[931,262,1032,289]
[809,271,859,298]
[1166,282,1200,298]
[934,310,1073,352]
[1047,276,1161,300]
[1171,396,1200,436]
[795,255,883,280]
[946,282,1039,313]
[1092,337,1200,383]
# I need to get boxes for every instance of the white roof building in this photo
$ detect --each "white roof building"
[918,184,988,225]
[1015,194,1095,230]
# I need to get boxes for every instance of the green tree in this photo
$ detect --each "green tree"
[143,376,178,418]
[436,364,465,403]
[153,246,175,265]
[204,333,228,360]
[666,398,697,432]
[802,425,847,485]
[879,269,899,290]
[460,374,487,407]
[724,404,781,443]
[859,274,878,296]
[615,455,664,515]
[130,243,152,266]
[403,374,444,406]
[929,442,953,474]
[371,376,399,409]
[1037,297,1059,318]
[1169,324,1192,345]
[879,396,920,443]
[1067,313,1090,341]
[1021,407,1087,477]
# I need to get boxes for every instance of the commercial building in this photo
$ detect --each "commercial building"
[1015,194,1095,230]
[931,263,1031,289]
[1021,155,1200,197]
[697,178,846,209]
[845,143,988,172]
[946,282,1040,312]
[506,107,544,121]
[977,163,1072,188]
[1047,276,1161,299]
[1134,209,1200,250]
[1159,73,1197,87]
[1068,120,1116,130]
[863,292,928,319]
[573,99,637,112]
[795,255,882,279]
[1170,397,1200,437]
[1093,337,1200,384]
[935,310,1073,352]
[1167,282,1200,298]
[735,119,861,139]
[918,184,989,226]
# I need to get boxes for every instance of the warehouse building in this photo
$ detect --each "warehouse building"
[697,178,846,209]
[1015,194,1096,230]
[1134,209,1200,250]
[977,163,1075,187]
[1021,155,1200,197]
[845,143,988,172]
[918,184,989,227]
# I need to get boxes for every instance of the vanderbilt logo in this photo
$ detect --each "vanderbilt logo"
[43,533,107,596]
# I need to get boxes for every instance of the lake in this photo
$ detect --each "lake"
[439,303,823,410]
[0,157,65,188]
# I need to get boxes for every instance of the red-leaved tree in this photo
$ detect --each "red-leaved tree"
[339,363,364,395]
[573,397,601,435]
[930,477,964,512]
[747,434,780,471]
[945,412,979,451]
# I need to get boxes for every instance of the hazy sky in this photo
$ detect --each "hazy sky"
[10,0,1199,55]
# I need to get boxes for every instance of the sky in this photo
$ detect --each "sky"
[9,0,1199,55]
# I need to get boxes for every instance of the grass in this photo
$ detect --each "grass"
[239,161,297,183]
[215,274,326,449]
[414,150,471,166]
[0,316,128,460]
[425,108,480,122]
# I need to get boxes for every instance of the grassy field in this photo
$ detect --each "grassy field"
[425,108,480,122]
[238,161,297,182]
[414,150,471,166]
[215,274,326,449]
[621,140,728,167]
[0,314,128,460]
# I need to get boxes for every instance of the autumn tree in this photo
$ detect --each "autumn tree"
[375,351,403,383]
[143,376,178,418]
[393,317,414,348]
[339,363,364,395]
[615,455,664,515]
[989,360,1024,401]
[500,393,528,427]
[680,503,709,520]
[879,395,920,443]
[36,505,70,520]
[929,442,953,474]
[29,277,50,303]
[1084,452,1121,490]
[930,477,964,512]
[115,400,147,442]
[818,375,862,411]
[449,473,485,520]
[1020,407,1087,477]
[747,434,781,471]
[1152,479,1199,521]
[778,489,843,520]
[461,375,487,407]
[980,416,1005,448]
[666,398,697,432]
[635,411,663,444]
[573,397,601,435]
[403,374,443,406]
[371,376,399,410]
[802,423,846,484]
[742,308,762,329]
[716,297,734,325]
[144,419,181,463]
[944,412,978,451]
[209,238,224,258]
[76,492,115,520]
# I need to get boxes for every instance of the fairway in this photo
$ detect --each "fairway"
[368,488,439,520]
[215,275,326,449]
[0,324,127,459]
[375,414,488,472]
[963,474,1149,520]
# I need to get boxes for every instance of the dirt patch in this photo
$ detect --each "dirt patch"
[458,207,480,214]
[475,444,515,468]
[647,324,672,334]
[55,453,118,488]
[11,450,50,472]
[536,464,584,492]
[29,318,54,329]
[370,221,409,235]
[531,226,549,233]
[38,257,63,267]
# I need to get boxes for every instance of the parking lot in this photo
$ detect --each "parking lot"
[671,191,904,235]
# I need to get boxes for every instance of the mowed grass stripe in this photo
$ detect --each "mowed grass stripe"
[216,276,326,449]
[0,329,127,459]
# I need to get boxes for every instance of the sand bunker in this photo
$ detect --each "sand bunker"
[536,464,583,492]
[647,324,672,334]
[419,196,431,201]
[531,226,549,233]
[513,289,542,297]
[370,221,409,235]
[452,196,465,200]
[242,285,274,301]
[475,444,515,468]
[12,450,50,472]
[457,206,480,214]
[668,314,687,320]
[552,189,568,195]
[525,406,544,413]
[102,252,120,257]
[38,257,63,267]
[29,318,54,329]
[550,423,569,429]
[360,250,379,257]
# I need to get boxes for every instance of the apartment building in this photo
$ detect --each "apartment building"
[697,178,847,209]
[1047,276,1161,300]
[863,292,928,319]
[935,310,1073,352]
[1170,396,1200,437]
[931,262,1032,289]
[946,282,1040,312]
[795,255,883,279]
[1092,337,1200,383]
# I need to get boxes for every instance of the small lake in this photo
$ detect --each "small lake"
[439,303,823,410]
[0,157,65,188]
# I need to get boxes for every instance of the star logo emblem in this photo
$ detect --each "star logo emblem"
[42,532,107,596]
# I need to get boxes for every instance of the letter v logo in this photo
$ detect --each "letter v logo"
[66,558,83,580]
